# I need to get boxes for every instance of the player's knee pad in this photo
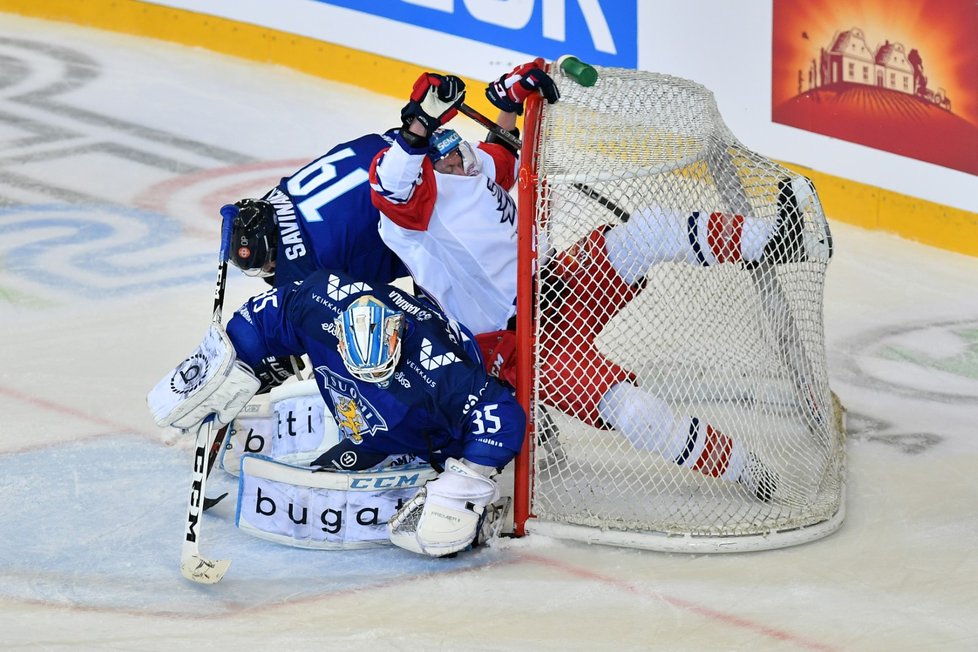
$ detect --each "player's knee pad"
[147,324,260,430]
[388,458,498,557]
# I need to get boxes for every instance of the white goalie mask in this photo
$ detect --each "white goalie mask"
[428,129,483,177]
[334,296,404,387]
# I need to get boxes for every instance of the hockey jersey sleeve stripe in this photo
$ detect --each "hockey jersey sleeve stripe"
[476,141,518,191]
[369,146,437,231]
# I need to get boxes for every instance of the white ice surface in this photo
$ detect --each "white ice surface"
[1,14,977,652]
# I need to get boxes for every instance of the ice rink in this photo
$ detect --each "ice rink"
[1,13,977,651]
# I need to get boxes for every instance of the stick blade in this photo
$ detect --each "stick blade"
[202,492,229,512]
[181,555,231,584]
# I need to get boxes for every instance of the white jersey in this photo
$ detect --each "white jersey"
[369,134,519,334]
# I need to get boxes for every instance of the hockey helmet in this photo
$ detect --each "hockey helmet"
[229,199,278,277]
[427,129,482,176]
[427,128,463,162]
[335,295,404,386]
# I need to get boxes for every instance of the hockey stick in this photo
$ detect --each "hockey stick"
[201,429,230,512]
[181,418,229,583]
[457,55,597,152]
[179,204,237,584]
[571,183,631,221]
[460,58,622,222]
[458,103,522,150]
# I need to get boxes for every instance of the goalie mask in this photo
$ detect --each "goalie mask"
[335,296,404,387]
[229,198,278,278]
[428,129,482,177]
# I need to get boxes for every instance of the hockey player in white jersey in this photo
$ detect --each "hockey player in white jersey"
[367,63,828,502]
[368,66,555,335]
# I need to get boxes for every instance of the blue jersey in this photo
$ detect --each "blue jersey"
[264,130,408,287]
[226,269,526,469]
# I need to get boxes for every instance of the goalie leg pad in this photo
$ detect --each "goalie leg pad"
[388,458,498,557]
[147,324,260,429]
[237,454,436,549]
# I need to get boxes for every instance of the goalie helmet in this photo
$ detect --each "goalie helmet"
[335,295,404,387]
[229,198,278,278]
[428,129,482,177]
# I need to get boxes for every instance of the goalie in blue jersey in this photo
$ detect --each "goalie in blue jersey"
[152,268,525,556]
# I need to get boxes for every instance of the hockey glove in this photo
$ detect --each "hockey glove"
[388,458,498,557]
[486,62,560,115]
[147,324,260,430]
[401,73,466,136]
[252,355,299,394]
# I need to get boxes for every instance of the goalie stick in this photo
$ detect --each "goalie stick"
[201,427,229,512]
[179,204,237,584]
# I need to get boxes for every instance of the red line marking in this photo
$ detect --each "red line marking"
[0,384,141,435]
[516,552,837,651]
[133,159,307,240]
[133,159,305,210]
[199,178,279,217]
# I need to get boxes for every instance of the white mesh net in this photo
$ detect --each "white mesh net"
[520,66,846,552]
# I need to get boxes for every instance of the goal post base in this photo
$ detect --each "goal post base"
[523,493,846,554]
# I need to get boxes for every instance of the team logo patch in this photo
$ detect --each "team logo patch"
[335,397,367,443]
[419,337,460,371]
[169,353,209,396]
[314,366,390,442]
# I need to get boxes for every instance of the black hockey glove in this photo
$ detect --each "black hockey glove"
[253,355,300,394]
[401,73,466,136]
[486,62,560,115]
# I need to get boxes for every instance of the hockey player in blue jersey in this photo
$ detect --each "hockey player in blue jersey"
[227,130,409,288]
[219,130,411,394]
[226,268,525,471]
[150,268,526,556]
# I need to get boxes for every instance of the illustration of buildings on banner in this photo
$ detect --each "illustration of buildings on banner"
[771,0,978,175]
[811,28,950,111]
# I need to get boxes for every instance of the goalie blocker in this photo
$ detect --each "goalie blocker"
[152,268,526,557]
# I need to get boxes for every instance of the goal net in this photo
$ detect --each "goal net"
[512,64,846,552]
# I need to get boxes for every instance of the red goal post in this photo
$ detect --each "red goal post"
[512,61,847,552]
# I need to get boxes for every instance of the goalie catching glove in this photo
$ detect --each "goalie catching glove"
[388,458,499,557]
[147,323,260,430]
[486,61,560,115]
[401,73,466,137]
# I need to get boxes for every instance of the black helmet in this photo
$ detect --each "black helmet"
[229,199,277,277]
